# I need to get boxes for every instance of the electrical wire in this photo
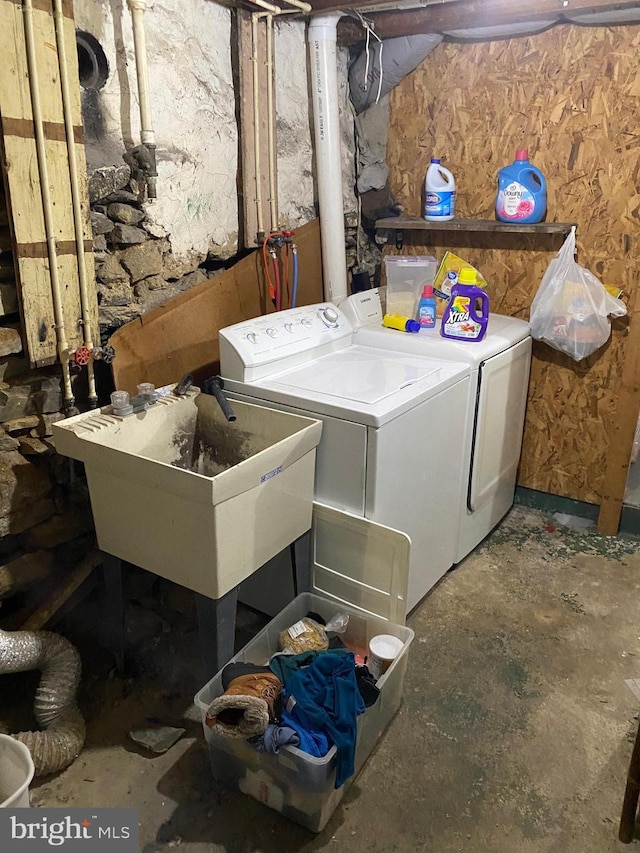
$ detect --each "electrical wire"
[357,193,362,270]
[261,233,277,306]
[271,247,281,311]
[261,230,298,311]
[350,9,384,105]
[284,240,290,308]
[291,244,298,308]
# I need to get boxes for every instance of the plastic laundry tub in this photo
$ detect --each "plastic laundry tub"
[53,387,322,600]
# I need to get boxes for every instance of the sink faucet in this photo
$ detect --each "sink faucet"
[173,374,195,397]
[202,376,237,422]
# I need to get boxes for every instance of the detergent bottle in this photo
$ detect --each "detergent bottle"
[440,268,489,342]
[417,285,437,328]
[383,313,420,333]
[424,159,456,222]
[496,149,547,224]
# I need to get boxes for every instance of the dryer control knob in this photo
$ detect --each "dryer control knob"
[320,306,339,326]
[300,318,312,328]
[284,323,294,334]
[246,332,258,344]
[266,328,278,338]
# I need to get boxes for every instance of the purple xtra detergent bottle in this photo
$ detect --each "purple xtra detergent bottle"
[440,268,489,342]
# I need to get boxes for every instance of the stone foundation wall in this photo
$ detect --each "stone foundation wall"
[1,160,223,617]
[0,373,96,624]
[89,165,215,334]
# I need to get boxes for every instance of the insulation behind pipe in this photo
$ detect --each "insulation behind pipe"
[0,629,85,776]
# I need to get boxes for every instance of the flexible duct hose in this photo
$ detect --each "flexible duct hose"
[0,629,85,776]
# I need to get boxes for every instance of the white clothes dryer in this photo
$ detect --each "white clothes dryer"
[341,288,532,564]
[219,303,470,614]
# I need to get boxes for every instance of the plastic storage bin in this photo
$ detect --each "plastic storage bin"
[384,255,438,319]
[194,591,414,832]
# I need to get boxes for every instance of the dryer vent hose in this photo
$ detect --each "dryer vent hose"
[0,628,85,776]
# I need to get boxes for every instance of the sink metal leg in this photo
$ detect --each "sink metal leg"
[102,552,125,675]
[292,529,312,595]
[194,587,238,679]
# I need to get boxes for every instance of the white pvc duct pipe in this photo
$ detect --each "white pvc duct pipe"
[308,14,348,304]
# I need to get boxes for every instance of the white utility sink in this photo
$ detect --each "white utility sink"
[52,387,322,599]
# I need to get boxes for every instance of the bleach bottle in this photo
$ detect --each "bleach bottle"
[440,267,489,342]
[424,158,456,222]
[496,149,547,223]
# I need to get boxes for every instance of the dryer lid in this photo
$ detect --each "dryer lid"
[356,315,530,365]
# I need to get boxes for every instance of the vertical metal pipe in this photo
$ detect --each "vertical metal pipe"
[266,14,278,232]
[52,0,97,407]
[252,11,265,238]
[22,0,74,411]
[127,0,157,198]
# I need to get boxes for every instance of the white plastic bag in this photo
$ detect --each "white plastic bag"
[529,227,627,361]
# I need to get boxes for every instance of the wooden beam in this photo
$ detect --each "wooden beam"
[0,0,99,367]
[17,552,100,632]
[598,314,640,535]
[323,0,640,44]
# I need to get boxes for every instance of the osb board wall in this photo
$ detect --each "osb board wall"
[387,24,640,505]
[111,219,324,395]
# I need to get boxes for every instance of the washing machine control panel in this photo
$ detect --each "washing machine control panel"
[219,304,354,381]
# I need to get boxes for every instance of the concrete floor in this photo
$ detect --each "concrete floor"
[6,505,640,852]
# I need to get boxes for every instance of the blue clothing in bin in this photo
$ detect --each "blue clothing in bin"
[280,651,365,787]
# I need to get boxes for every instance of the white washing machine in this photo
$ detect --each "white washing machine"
[219,303,470,615]
[340,288,532,564]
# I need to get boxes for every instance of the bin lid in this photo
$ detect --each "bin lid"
[310,502,410,625]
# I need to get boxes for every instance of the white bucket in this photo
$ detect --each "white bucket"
[0,734,34,808]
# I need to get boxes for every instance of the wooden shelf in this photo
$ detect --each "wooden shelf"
[375,216,576,235]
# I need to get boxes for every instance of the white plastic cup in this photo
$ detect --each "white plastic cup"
[0,734,35,808]
[368,634,404,681]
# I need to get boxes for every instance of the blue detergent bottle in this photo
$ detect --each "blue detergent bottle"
[417,285,437,328]
[440,268,489,342]
[496,149,547,224]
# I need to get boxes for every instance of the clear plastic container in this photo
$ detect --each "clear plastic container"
[384,256,438,320]
[194,592,414,832]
